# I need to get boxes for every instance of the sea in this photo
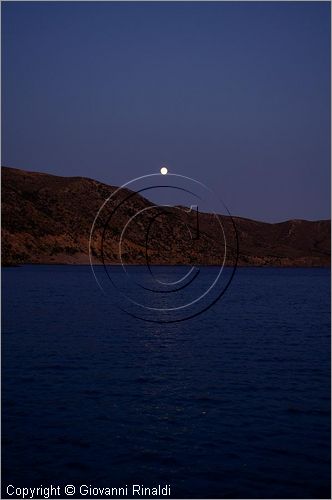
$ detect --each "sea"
[2,266,331,499]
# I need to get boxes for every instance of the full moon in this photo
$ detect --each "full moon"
[160,166,168,175]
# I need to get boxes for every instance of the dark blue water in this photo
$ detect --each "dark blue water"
[2,266,330,498]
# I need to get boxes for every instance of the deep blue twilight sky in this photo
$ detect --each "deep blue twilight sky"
[2,1,330,222]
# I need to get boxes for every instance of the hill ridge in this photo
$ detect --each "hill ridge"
[1,166,330,267]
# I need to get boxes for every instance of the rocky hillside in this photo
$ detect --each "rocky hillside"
[2,166,330,267]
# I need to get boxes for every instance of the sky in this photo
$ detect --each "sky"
[2,1,331,222]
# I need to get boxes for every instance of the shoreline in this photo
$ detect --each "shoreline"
[2,262,330,269]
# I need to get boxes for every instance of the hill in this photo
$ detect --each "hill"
[1,166,330,267]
